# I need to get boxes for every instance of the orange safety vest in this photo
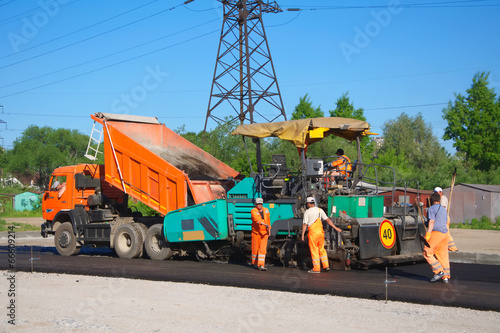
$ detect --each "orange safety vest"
[251,207,271,267]
[330,155,352,175]
[251,207,271,235]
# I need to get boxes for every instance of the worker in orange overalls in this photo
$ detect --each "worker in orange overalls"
[424,192,450,283]
[301,197,342,273]
[434,187,458,252]
[251,197,271,271]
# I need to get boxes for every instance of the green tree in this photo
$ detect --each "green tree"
[0,148,8,183]
[179,120,256,175]
[291,94,323,119]
[329,92,374,155]
[375,113,450,190]
[6,126,89,189]
[443,71,500,171]
[329,92,366,121]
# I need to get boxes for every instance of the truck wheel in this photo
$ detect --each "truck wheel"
[134,223,148,258]
[144,224,173,260]
[54,222,80,256]
[114,224,143,259]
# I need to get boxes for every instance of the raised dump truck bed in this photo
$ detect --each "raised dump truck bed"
[42,112,240,259]
[91,112,240,215]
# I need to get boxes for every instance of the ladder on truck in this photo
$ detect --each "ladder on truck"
[84,121,103,161]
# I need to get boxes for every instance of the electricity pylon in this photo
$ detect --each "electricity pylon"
[204,0,287,131]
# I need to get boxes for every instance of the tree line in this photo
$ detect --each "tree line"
[1,71,498,191]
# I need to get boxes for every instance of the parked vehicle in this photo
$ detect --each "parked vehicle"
[42,113,425,269]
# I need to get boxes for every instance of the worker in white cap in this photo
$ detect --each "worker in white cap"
[433,187,448,209]
[301,197,342,273]
[250,197,271,271]
[433,187,458,252]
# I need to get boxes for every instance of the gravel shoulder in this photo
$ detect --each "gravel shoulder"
[2,271,500,333]
[1,218,499,332]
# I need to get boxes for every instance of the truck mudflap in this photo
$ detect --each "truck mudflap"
[164,199,230,242]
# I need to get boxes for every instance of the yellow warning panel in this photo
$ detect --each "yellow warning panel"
[183,230,205,241]
[309,127,328,138]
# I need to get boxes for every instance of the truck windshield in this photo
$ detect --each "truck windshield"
[50,176,67,190]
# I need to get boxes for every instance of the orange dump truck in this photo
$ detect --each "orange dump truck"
[41,113,240,258]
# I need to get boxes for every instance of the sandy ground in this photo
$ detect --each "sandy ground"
[1,218,499,332]
[1,271,500,333]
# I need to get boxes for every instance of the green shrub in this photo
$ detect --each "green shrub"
[128,199,160,217]
[453,215,499,230]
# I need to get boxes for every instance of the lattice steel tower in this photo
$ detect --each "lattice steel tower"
[204,0,287,130]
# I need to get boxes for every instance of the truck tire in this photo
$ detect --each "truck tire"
[54,222,80,256]
[114,224,143,259]
[144,224,173,260]
[134,223,148,258]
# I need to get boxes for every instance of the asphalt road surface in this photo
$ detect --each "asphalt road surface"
[1,245,499,312]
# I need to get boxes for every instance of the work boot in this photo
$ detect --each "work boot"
[258,266,267,271]
[308,269,320,274]
[430,271,445,283]
[323,267,330,272]
[442,278,449,284]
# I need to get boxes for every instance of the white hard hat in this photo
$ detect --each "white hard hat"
[434,187,443,192]
[306,197,315,203]
[255,198,263,204]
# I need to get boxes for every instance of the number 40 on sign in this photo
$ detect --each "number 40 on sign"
[379,219,396,249]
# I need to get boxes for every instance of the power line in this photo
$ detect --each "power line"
[284,65,500,88]
[0,18,219,89]
[268,10,302,27]
[0,1,187,70]
[3,100,452,117]
[0,29,219,99]
[0,0,81,25]
[0,0,16,10]
[365,102,447,111]
[183,3,222,12]
[0,0,159,59]
[284,0,497,10]
[5,112,202,119]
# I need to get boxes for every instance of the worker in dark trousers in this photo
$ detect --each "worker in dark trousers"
[251,198,271,271]
[424,192,450,283]
[301,197,342,273]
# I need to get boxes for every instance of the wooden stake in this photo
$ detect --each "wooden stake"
[416,198,427,232]
[448,167,457,215]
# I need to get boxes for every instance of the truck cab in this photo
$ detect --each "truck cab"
[42,164,127,234]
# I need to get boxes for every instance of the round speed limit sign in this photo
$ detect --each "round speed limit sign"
[379,219,396,249]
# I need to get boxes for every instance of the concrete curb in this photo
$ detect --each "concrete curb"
[449,252,500,266]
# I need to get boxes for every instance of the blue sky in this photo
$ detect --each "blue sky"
[1,0,499,154]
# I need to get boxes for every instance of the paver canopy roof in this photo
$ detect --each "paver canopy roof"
[232,117,374,148]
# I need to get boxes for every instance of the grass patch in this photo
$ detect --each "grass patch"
[0,208,43,218]
[0,219,40,232]
[451,215,500,230]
